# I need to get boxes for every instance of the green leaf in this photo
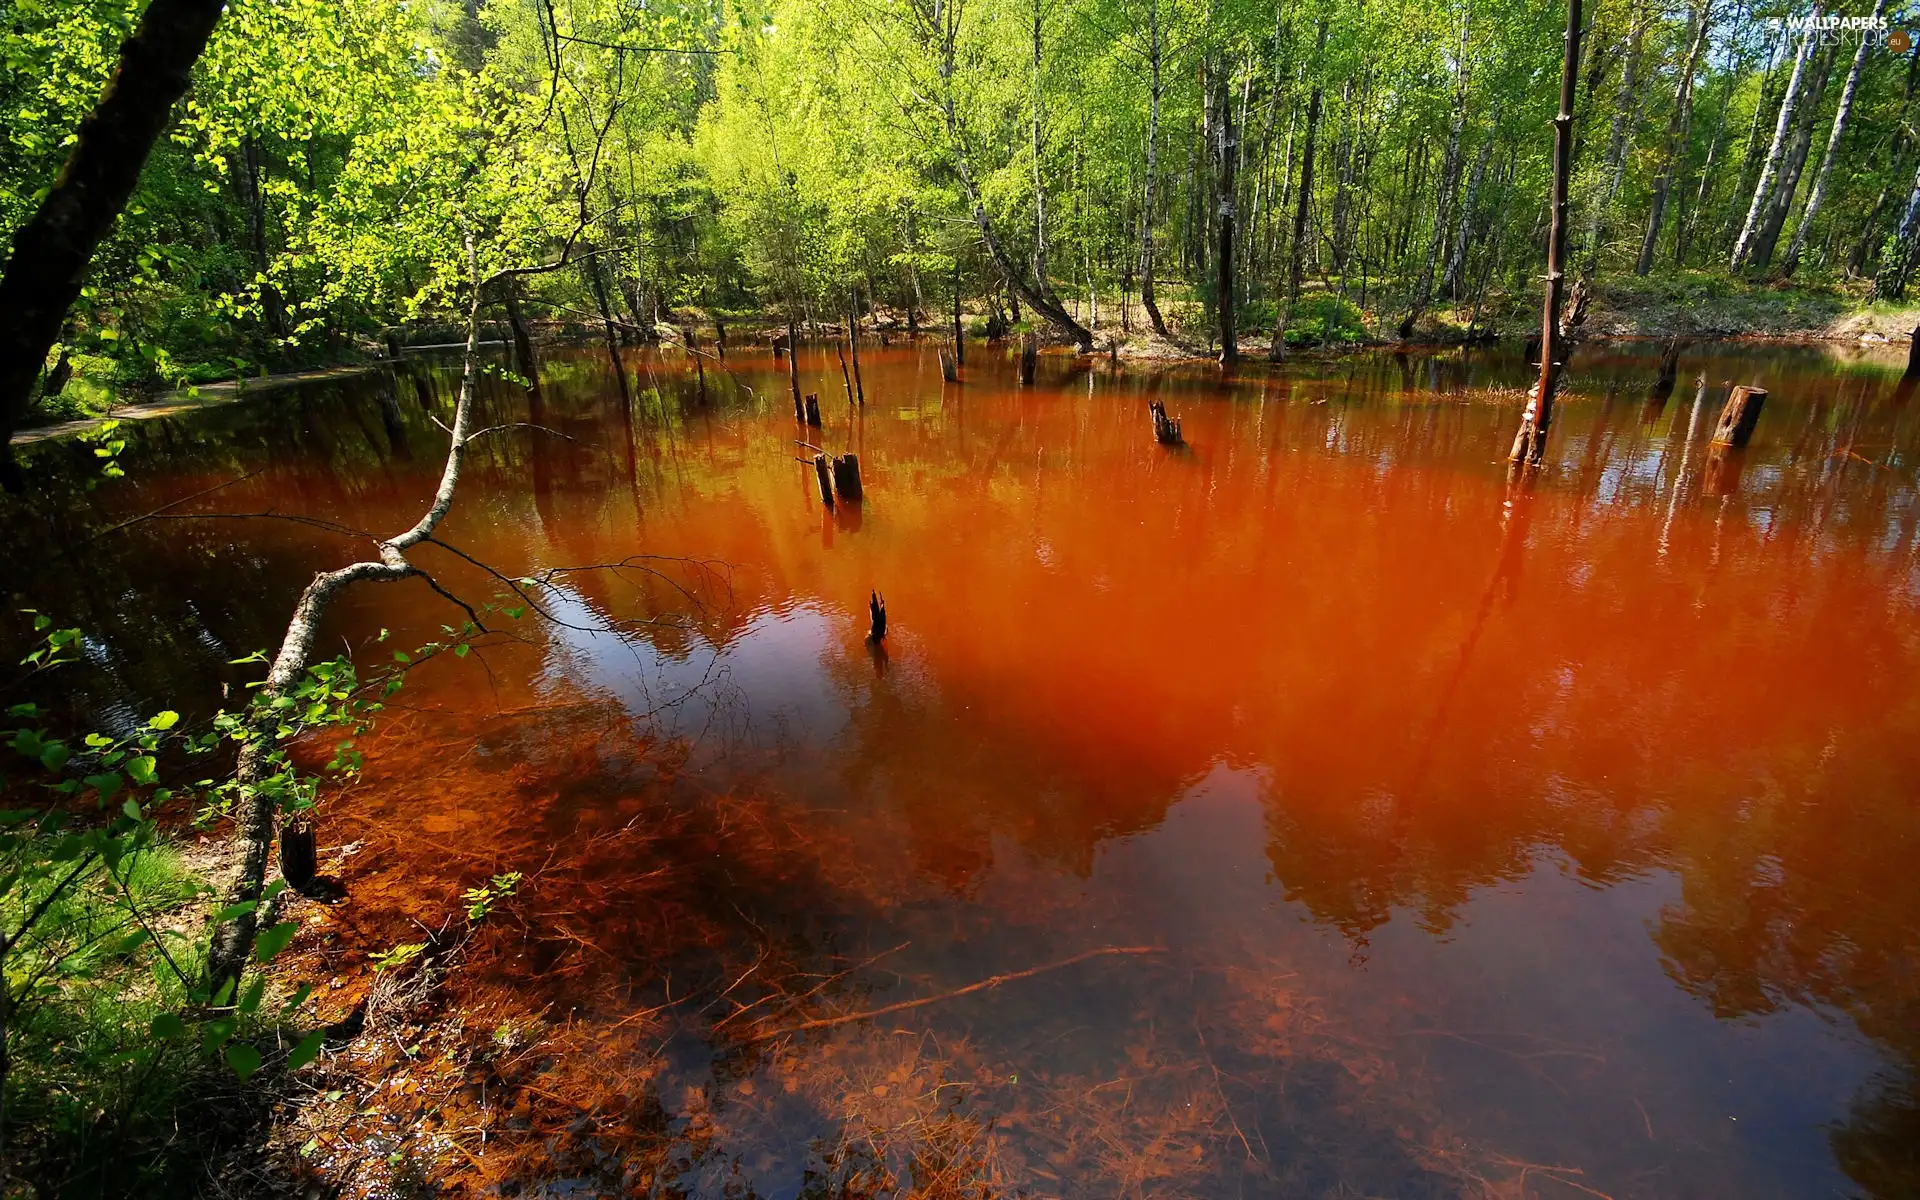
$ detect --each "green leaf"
[127,755,158,785]
[238,975,267,1014]
[122,798,142,821]
[40,744,69,772]
[151,1012,188,1040]
[254,921,299,963]
[148,710,180,731]
[454,644,469,658]
[213,900,258,923]
[84,772,122,800]
[286,1029,327,1071]
[226,1042,262,1082]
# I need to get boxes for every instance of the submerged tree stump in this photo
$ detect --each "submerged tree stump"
[832,453,863,500]
[939,346,958,382]
[1150,399,1183,446]
[1710,385,1766,448]
[280,820,317,892]
[715,318,727,359]
[868,590,887,641]
[1019,333,1038,385]
[804,393,822,427]
[812,453,835,507]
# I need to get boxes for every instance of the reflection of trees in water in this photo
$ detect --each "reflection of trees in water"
[13,341,1920,1194]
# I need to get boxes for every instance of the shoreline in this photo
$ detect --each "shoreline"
[14,319,1918,449]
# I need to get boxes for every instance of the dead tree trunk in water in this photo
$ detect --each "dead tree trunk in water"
[788,320,804,419]
[1510,0,1584,467]
[0,0,229,489]
[846,301,865,406]
[952,263,965,365]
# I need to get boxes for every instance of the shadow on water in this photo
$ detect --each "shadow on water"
[5,337,1920,1196]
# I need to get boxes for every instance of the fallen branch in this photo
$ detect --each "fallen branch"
[739,945,1164,1041]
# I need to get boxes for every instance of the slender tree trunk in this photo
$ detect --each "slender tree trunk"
[1216,56,1240,364]
[1876,161,1920,299]
[585,251,632,406]
[1140,0,1171,337]
[504,291,540,398]
[1784,0,1884,275]
[1848,187,1889,276]
[1401,7,1471,338]
[1733,26,1816,270]
[1510,0,1584,467]
[1585,3,1649,274]
[1751,40,1832,269]
[0,0,230,489]
[1031,0,1051,301]
[208,238,498,992]
[1445,109,1499,299]
[1271,22,1329,362]
[929,4,1092,349]
[1638,0,1716,274]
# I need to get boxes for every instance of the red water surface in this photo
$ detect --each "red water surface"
[9,338,1919,1197]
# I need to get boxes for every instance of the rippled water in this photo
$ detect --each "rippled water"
[7,336,1919,1197]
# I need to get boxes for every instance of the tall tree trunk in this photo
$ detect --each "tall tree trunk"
[1270,21,1329,362]
[1445,108,1499,299]
[0,0,230,490]
[1510,0,1584,467]
[1848,187,1889,276]
[1584,2,1648,274]
[584,251,633,407]
[1638,0,1716,274]
[1876,161,1920,300]
[1140,0,1171,337]
[1216,56,1239,364]
[1732,26,1816,270]
[504,290,540,398]
[1400,6,1471,338]
[929,2,1092,349]
[1030,0,1052,301]
[1750,40,1832,269]
[1783,0,1884,276]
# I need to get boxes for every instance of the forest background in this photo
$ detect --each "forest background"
[8,0,1920,431]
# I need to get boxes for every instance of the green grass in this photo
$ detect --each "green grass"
[1,841,252,1198]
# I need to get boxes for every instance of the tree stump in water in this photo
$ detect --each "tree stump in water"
[1649,340,1683,403]
[1019,333,1038,385]
[1524,332,1542,366]
[715,318,727,359]
[280,820,317,892]
[385,330,404,361]
[804,393,822,427]
[832,453,863,500]
[812,453,835,507]
[868,590,887,641]
[1150,399,1183,446]
[1710,385,1766,448]
[939,346,958,382]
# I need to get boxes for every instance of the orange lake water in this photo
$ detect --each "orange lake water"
[7,337,1920,1198]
